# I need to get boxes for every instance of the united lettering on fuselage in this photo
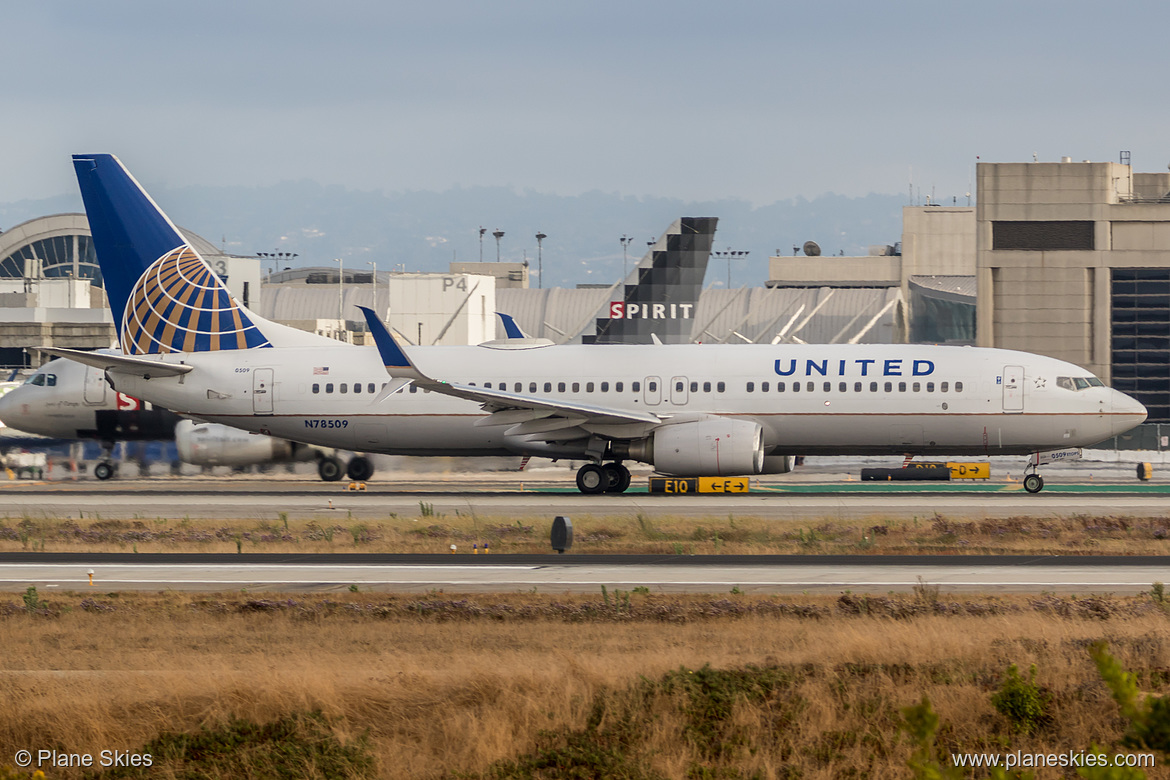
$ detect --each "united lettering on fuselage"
[609,302,694,320]
[773,358,936,377]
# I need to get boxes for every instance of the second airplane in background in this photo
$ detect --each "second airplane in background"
[46,154,1147,494]
[0,355,369,480]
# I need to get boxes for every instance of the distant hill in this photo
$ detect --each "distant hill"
[0,184,908,289]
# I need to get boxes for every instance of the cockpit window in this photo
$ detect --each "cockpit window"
[46,374,56,387]
[1057,376,1104,391]
[26,374,45,386]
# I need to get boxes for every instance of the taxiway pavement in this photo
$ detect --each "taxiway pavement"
[0,477,1167,521]
[1,553,1165,594]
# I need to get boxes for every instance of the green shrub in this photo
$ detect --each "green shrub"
[990,664,1052,735]
[93,710,374,779]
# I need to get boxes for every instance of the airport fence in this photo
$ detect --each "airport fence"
[1092,422,1170,452]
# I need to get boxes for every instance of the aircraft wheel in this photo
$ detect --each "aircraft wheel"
[346,455,374,481]
[576,463,607,494]
[317,456,344,482]
[94,461,115,481]
[1023,474,1044,494]
[603,463,632,493]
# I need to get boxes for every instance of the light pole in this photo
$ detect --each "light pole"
[712,248,748,288]
[492,230,504,262]
[478,227,486,262]
[256,251,297,278]
[333,258,344,339]
[535,232,546,289]
[620,235,633,280]
[367,261,377,316]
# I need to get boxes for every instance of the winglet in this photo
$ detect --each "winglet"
[359,306,425,379]
[497,312,525,339]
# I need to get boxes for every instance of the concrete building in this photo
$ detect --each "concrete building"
[448,261,528,289]
[766,206,977,344]
[260,268,497,346]
[976,158,1170,421]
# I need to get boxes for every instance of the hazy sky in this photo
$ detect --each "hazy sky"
[5,0,1169,206]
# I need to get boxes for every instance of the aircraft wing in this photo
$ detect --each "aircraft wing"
[40,347,193,378]
[424,381,661,426]
[359,307,662,433]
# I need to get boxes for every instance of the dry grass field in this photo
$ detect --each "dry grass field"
[1,508,1169,556]
[1,588,1169,778]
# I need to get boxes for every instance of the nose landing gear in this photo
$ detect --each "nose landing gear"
[1022,466,1045,494]
[93,440,118,481]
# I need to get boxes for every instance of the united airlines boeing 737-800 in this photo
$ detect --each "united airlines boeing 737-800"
[45,154,1146,493]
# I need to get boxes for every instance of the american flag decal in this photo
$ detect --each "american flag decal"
[313,367,330,375]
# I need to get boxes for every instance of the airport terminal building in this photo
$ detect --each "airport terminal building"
[976,159,1170,423]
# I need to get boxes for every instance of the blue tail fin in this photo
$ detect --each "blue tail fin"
[497,312,525,339]
[73,154,270,354]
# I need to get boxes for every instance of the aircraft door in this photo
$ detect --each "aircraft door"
[1002,365,1024,413]
[670,376,689,405]
[253,368,274,415]
[644,376,661,406]
[83,366,107,405]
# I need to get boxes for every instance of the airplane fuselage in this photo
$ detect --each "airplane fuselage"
[103,342,1145,458]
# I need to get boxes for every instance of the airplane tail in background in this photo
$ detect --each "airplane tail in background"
[583,216,717,345]
[73,154,274,355]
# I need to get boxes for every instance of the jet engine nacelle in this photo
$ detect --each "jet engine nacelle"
[619,418,765,476]
[175,420,299,466]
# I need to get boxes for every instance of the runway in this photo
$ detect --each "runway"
[2,553,1167,594]
[2,477,1167,595]
[0,477,1169,521]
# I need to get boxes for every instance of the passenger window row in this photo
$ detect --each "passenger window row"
[747,380,963,393]
[312,382,382,395]
[469,381,634,393]
[318,378,963,397]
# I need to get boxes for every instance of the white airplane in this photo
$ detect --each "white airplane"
[45,154,1146,494]
[0,355,366,480]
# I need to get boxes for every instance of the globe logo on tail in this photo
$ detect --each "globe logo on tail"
[121,246,270,354]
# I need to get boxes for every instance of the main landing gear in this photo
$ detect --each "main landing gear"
[317,454,375,482]
[576,462,632,494]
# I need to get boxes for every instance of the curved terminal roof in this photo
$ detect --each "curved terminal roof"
[0,213,221,289]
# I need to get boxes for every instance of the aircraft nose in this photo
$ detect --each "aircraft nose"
[0,389,22,427]
[1111,389,1147,435]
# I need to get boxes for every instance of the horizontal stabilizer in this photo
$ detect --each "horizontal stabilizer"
[40,348,193,378]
